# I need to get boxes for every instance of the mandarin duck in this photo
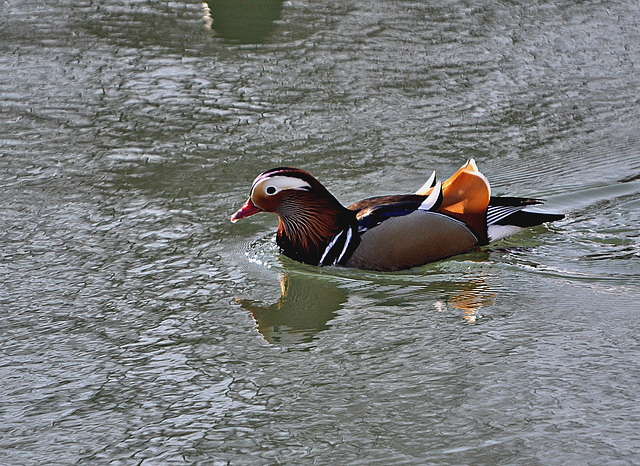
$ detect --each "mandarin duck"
[231,160,563,271]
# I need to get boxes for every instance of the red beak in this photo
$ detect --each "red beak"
[231,198,262,223]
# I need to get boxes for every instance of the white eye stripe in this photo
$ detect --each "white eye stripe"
[253,176,311,195]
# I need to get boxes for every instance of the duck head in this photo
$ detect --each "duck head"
[231,167,355,264]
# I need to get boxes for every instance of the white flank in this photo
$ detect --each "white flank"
[487,224,525,242]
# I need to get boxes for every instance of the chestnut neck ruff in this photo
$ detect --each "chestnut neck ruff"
[274,191,358,266]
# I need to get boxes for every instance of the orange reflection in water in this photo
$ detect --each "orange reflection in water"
[444,275,495,323]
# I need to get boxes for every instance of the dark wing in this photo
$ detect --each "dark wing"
[487,197,564,227]
[487,196,564,242]
[355,199,424,232]
[347,194,426,213]
[353,184,445,232]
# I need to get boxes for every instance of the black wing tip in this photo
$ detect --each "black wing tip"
[496,210,564,227]
[489,196,545,207]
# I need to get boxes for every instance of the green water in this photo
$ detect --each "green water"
[1,0,640,463]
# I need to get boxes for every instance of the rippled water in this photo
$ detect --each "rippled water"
[2,0,640,463]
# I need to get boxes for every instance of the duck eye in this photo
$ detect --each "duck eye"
[266,186,277,195]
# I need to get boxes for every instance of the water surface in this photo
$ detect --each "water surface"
[1,0,640,463]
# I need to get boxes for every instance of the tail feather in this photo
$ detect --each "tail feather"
[487,196,563,242]
[495,210,564,228]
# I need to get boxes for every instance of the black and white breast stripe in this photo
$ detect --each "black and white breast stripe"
[319,225,358,266]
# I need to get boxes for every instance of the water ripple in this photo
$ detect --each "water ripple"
[2,0,640,463]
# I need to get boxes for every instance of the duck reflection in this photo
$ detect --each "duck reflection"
[444,275,495,323]
[203,0,284,43]
[237,273,348,345]
[238,267,496,345]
